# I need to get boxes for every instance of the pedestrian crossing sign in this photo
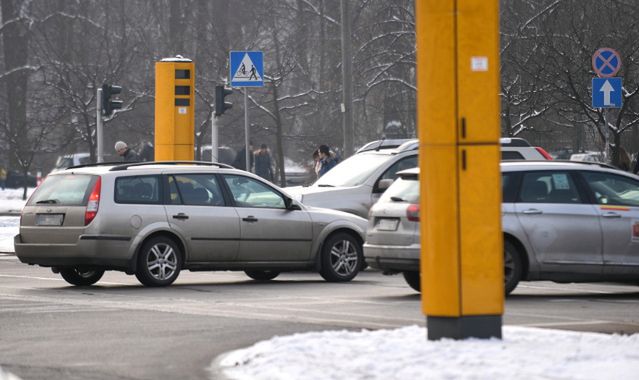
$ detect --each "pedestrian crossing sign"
[230,51,264,87]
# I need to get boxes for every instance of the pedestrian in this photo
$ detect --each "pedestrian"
[233,141,254,171]
[254,144,274,181]
[617,146,631,171]
[318,144,337,177]
[114,141,140,163]
[312,149,321,180]
[0,164,6,190]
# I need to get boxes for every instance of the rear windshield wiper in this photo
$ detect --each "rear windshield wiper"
[36,199,58,204]
[317,184,335,187]
[390,196,405,202]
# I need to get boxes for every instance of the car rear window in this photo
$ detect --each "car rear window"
[27,174,96,206]
[379,176,419,203]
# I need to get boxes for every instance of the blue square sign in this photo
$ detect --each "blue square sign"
[230,51,264,87]
[592,77,622,108]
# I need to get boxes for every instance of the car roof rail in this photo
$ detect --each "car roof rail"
[109,161,234,171]
[394,139,419,152]
[503,159,619,170]
[67,161,126,170]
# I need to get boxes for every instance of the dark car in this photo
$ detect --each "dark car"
[5,170,37,188]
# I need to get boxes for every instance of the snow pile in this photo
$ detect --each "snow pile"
[0,366,21,380]
[0,188,33,214]
[0,216,19,253]
[216,325,639,380]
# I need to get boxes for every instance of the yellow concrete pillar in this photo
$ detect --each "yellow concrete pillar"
[416,0,503,339]
[155,57,195,161]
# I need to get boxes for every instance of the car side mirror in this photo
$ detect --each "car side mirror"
[377,178,394,192]
[284,197,302,210]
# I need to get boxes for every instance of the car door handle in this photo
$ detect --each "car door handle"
[602,212,621,218]
[172,213,189,220]
[242,216,258,223]
[522,209,543,215]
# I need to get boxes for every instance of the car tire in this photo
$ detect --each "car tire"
[135,236,182,287]
[504,240,523,295]
[319,232,363,282]
[60,267,105,286]
[245,270,280,281]
[403,271,421,292]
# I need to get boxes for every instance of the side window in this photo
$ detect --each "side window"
[223,174,285,209]
[376,155,418,191]
[501,172,520,203]
[519,171,582,204]
[171,174,225,206]
[501,151,524,161]
[115,175,160,204]
[581,171,639,207]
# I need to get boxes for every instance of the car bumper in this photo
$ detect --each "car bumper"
[14,234,134,270]
[363,243,420,272]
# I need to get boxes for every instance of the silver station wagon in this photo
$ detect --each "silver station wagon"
[365,161,639,294]
[15,162,367,287]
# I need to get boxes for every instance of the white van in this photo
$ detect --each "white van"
[50,153,91,174]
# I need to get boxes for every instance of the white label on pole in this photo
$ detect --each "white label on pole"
[471,56,488,72]
[178,107,187,114]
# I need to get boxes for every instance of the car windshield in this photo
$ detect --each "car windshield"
[379,176,419,203]
[28,174,95,206]
[314,153,395,187]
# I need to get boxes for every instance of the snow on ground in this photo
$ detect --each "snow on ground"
[0,188,32,214]
[215,325,639,380]
[0,216,19,253]
[0,188,33,253]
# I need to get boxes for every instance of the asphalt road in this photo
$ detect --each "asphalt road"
[0,254,638,380]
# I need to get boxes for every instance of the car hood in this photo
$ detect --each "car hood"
[285,185,361,202]
[305,205,368,230]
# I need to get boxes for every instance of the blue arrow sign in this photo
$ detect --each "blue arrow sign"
[592,77,622,108]
[230,51,264,87]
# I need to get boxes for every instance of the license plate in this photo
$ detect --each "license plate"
[376,218,399,231]
[35,214,64,226]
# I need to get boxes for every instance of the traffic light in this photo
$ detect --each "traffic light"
[215,85,233,116]
[102,84,123,116]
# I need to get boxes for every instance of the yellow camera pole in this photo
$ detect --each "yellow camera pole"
[416,0,503,339]
[155,57,196,161]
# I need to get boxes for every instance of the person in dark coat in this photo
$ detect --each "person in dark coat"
[115,141,140,162]
[254,144,274,181]
[233,141,254,171]
[318,144,337,177]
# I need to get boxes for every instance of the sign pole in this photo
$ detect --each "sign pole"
[229,51,263,172]
[244,90,250,172]
[96,87,104,163]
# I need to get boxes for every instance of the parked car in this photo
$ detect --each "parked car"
[287,137,551,219]
[50,153,92,174]
[5,170,38,188]
[570,151,604,163]
[499,137,553,160]
[14,162,367,287]
[364,161,639,294]
[286,141,419,219]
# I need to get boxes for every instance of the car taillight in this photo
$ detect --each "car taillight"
[85,177,101,226]
[406,203,420,222]
[535,147,553,160]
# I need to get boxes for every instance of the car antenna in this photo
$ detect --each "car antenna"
[376,136,386,152]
